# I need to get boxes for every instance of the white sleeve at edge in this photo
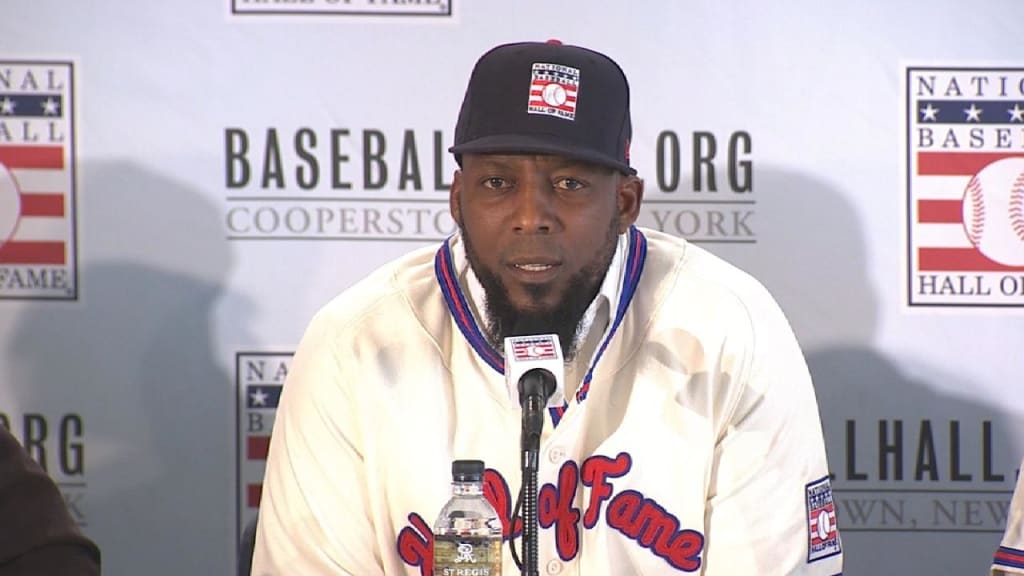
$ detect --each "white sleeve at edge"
[250,312,383,576]
[991,461,1024,575]
[701,300,842,576]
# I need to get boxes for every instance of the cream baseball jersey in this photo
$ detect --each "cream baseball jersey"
[992,462,1024,574]
[252,227,843,575]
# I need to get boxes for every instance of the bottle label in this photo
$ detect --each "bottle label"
[432,534,502,576]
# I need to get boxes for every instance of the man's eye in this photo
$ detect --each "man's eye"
[483,177,508,189]
[554,177,585,191]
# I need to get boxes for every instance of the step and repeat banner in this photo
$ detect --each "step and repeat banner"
[3,1,1023,574]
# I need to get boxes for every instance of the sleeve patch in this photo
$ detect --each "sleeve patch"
[805,475,841,563]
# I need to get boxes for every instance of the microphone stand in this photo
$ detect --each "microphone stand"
[519,369,552,576]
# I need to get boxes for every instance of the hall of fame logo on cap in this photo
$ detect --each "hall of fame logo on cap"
[906,66,1024,307]
[235,351,292,552]
[805,476,840,563]
[230,0,451,17]
[0,61,77,300]
[528,63,580,121]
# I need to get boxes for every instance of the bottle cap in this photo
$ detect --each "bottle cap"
[452,459,485,482]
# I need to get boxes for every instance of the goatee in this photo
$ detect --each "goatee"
[460,225,619,361]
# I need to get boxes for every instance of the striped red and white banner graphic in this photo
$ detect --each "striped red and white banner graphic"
[913,151,1024,272]
[0,144,68,265]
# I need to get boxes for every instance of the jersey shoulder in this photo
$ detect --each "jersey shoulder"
[312,242,440,339]
[639,227,789,334]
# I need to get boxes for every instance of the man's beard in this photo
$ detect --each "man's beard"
[460,222,620,361]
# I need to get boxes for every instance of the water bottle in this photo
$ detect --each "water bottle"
[433,459,503,575]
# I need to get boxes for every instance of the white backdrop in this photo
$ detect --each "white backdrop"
[3,1,1024,574]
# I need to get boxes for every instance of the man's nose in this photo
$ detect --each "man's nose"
[512,173,554,234]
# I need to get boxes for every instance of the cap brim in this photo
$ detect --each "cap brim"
[450,134,636,175]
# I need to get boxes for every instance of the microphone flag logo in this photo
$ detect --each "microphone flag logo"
[510,336,558,361]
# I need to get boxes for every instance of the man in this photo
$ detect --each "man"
[253,40,842,575]
[993,462,1024,575]
[0,425,101,575]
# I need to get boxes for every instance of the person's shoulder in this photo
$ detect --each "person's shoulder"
[641,227,775,305]
[639,227,791,337]
[0,426,102,574]
[308,242,441,334]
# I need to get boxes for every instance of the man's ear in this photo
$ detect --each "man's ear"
[616,174,644,234]
[450,169,463,228]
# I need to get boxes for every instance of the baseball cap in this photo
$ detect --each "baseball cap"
[449,40,635,175]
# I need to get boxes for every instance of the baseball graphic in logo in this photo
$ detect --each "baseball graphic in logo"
[0,163,21,246]
[541,82,568,107]
[814,509,834,542]
[961,157,1024,267]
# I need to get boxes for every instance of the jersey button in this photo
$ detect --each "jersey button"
[545,559,563,574]
[548,446,566,464]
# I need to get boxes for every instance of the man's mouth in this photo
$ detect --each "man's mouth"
[506,260,561,283]
[514,263,554,272]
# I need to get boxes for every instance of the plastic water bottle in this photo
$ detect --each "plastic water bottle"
[433,459,503,576]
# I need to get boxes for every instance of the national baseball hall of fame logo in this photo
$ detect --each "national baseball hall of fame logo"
[0,61,77,300]
[235,351,292,550]
[907,67,1024,307]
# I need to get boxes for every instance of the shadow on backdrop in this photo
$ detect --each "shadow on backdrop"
[659,166,1022,575]
[6,161,254,576]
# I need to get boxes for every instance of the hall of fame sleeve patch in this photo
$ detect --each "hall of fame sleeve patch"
[805,475,841,563]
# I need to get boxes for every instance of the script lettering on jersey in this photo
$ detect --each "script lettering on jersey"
[396,453,706,574]
[538,459,582,559]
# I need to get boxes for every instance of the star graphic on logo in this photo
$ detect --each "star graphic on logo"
[250,388,269,407]
[920,103,939,122]
[41,97,60,116]
[963,103,982,122]
[1009,103,1024,123]
[0,97,14,115]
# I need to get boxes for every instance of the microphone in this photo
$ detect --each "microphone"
[503,332,563,576]
[502,333,565,412]
[517,367,556,446]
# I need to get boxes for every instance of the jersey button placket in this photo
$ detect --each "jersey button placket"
[547,445,566,464]
[545,559,563,574]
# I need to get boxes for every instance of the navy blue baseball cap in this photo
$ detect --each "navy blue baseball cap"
[449,40,635,175]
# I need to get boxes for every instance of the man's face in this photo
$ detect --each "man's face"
[450,153,642,354]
